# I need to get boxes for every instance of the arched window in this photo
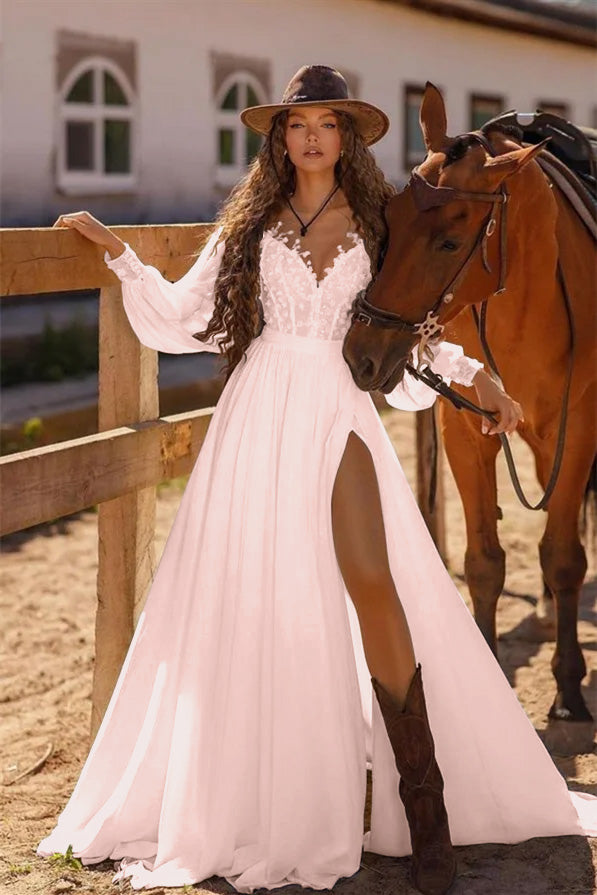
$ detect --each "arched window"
[216,72,266,186]
[57,57,136,193]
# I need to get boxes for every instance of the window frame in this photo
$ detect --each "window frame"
[403,83,429,174]
[56,55,137,195]
[535,99,571,120]
[215,70,267,188]
[469,93,505,132]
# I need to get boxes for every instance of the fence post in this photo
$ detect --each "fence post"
[416,406,447,563]
[91,283,159,740]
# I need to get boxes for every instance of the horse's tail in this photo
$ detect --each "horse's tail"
[581,452,597,549]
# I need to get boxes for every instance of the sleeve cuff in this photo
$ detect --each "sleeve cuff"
[447,355,484,387]
[426,340,484,387]
[104,242,146,280]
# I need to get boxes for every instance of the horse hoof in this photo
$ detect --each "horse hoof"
[544,719,596,756]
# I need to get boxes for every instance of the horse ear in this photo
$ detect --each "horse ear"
[419,82,447,152]
[483,139,550,178]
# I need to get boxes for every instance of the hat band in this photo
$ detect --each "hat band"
[283,91,349,104]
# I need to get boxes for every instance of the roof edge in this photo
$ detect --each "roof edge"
[377,0,597,48]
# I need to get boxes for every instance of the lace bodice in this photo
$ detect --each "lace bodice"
[260,225,371,340]
[103,226,483,410]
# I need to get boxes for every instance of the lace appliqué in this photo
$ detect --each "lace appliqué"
[260,223,372,340]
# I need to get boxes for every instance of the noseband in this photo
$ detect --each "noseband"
[351,132,509,367]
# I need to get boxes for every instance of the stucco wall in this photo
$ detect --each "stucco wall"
[1,0,594,226]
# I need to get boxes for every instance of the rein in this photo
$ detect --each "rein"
[464,259,576,511]
[351,131,575,511]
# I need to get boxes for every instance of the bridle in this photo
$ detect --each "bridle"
[351,132,509,369]
[349,130,576,513]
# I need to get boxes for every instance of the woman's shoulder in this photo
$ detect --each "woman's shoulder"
[332,195,357,229]
[264,206,290,234]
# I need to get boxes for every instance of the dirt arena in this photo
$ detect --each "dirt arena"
[1,408,595,895]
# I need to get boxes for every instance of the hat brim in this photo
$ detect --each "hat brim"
[240,99,389,146]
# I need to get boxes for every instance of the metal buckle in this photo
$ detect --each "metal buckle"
[412,309,444,340]
[486,218,497,238]
[413,310,445,371]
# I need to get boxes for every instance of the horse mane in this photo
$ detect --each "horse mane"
[442,124,524,169]
[480,121,524,144]
[443,136,473,167]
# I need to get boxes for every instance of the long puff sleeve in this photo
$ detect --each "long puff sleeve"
[103,226,225,354]
[384,340,484,411]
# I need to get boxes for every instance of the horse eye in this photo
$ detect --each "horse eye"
[439,239,460,252]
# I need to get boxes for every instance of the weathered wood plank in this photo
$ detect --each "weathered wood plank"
[0,224,214,295]
[416,406,447,562]
[90,282,161,736]
[0,410,213,536]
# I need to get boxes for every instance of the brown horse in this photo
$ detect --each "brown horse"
[343,84,597,754]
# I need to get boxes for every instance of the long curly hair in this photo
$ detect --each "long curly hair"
[193,110,396,380]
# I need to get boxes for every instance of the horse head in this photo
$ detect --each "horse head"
[343,83,550,394]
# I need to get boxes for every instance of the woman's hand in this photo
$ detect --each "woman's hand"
[472,369,524,436]
[53,210,125,259]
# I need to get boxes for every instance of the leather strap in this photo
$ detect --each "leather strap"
[408,258,575,511]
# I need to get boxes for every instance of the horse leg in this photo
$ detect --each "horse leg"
[440,402,504,654]
[509,447,558,641]
[529,446,558,633]
[537,440,595,753]
[537,577,556,630]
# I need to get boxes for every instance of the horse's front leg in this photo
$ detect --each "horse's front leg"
[439,400,504,654]
[536,434,595,753]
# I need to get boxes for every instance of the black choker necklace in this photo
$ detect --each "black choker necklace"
[285,183,341,237]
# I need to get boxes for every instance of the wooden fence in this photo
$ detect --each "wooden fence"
[0,225,445,740]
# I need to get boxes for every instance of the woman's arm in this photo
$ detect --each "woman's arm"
[105,234,127,259]
[102,228,225,354]
[384,340,523,434]
[470,368,524,435]
[53,211,225,354]
[384,340,480,412]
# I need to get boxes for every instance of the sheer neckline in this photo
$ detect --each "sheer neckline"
[264,222,365,288]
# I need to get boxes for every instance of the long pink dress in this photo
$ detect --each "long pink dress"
[37,226,596,891]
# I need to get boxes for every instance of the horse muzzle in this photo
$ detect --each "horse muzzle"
[342,324,412,393]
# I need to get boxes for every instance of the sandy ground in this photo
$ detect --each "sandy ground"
[1,408,595,895]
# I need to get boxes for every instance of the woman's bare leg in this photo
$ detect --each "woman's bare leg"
[331,431,415,708]
[332,432,457,893]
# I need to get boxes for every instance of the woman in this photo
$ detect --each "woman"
[39,65,595,895]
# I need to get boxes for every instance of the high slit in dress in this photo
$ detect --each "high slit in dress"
[37,225,597,891]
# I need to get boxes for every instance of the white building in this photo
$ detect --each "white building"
[1,0,595,228]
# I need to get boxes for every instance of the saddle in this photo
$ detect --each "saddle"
[483,110,597,240]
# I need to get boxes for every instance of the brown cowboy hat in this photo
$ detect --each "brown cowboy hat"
[240,64,389,146]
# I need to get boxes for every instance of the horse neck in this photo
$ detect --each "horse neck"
[457,164,563,343]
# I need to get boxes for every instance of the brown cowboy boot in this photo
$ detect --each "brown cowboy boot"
[372,664,456,895]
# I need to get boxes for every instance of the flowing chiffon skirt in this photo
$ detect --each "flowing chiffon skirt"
[38,327,596,891]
